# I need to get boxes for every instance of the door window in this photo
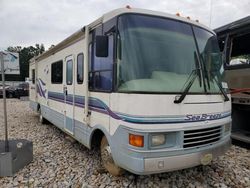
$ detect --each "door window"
[66,59,73,85]
[77,53,84,84]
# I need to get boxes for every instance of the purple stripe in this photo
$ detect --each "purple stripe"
[39,78,46,86]
[37,82,45,97]
[89,106,109,115]
[36,84,43,97]
[49,96,63,103]
[48,96,111,116]
[106,108,122,120]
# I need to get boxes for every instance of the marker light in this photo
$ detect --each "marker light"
[176,13,180,17]
[126,5,131,9]
[129,134,144,147]
[186,16,191,20]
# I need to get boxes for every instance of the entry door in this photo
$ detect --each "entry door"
[29,65,36,102]
[64,55,75,134]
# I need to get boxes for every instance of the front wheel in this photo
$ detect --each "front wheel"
[100,136,124,176]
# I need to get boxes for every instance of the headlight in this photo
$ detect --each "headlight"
[151,134,166,146]
[224,122,231,133]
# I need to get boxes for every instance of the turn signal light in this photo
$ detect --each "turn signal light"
[129,134,144,147]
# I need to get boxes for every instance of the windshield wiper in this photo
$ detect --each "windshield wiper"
[174,70,198,104]
[174,51,202,104]
[199,55,211,90]
[194,51,202,87]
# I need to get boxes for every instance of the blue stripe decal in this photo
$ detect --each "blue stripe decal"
[46,91,231,124]
[116,111,231,124]
[47,91,120,119]
[37,79,231,124]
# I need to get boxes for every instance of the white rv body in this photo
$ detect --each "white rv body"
[29,8,231,175]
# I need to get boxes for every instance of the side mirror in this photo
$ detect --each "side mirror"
[95,35,109,57]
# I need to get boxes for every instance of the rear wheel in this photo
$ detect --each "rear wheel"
[100,136,124,176]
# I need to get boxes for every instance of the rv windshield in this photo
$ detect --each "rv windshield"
[116,14,222,93]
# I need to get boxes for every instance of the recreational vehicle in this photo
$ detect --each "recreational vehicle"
[215,16,250,145]
[29,8,231,175]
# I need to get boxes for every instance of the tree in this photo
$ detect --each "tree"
[5,44,45,81]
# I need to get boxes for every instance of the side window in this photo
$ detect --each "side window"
[51,60,63,84]
[32,69,35,84]
[77,53,84,84]
[88,19,116,92]
[66,60,73,85]
[89,34,114,91]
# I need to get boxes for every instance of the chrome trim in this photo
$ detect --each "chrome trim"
[183,126,222,148]
[184,131,220,140]
[184,127,221,136]
[184,135,221,145]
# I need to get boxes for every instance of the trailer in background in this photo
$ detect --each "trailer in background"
[215,16,250,145]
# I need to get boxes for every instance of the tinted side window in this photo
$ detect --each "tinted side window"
[89,35,113,91]
[66,60,73,85]
[88,20,115,92]
[51,60,63,84]
[77,53,84,84]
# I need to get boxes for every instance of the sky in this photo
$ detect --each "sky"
[0,0,249,50]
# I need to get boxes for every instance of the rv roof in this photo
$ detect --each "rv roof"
[214,16,250,36]
[33,7,212,62]
[103,8,210,30]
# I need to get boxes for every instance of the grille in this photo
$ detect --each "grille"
[183,126,222,149]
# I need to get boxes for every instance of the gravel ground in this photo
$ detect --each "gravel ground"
[0,99,249,188]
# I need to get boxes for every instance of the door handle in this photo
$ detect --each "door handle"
[63,86,68,95]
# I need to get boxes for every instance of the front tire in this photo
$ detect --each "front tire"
[100,136,124,176]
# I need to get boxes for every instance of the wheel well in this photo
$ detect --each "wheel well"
[91,129,104,149]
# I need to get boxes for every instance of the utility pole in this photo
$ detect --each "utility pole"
[209,0,213,27]
[0,52,9,152]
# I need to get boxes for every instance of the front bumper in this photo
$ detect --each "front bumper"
[113,137,231,175]
[143,137,231,174]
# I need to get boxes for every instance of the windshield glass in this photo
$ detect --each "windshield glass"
[193,26,222,93]
[116,14,222,93]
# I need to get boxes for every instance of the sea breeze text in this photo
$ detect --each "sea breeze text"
[186,113,222,121]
